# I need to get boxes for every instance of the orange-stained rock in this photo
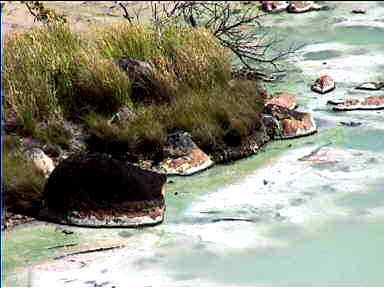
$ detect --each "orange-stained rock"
[311,75,336,94]
[157,131,214,176]
[265,92,297,110]
[263,104,317,139]
[329,96,384,111]
[280,112,317,139]
[261,1,290,13]
[287,1,325,13]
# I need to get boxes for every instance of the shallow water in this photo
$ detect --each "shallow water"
[4,1,384,287]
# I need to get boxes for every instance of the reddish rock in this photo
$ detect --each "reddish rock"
[329,96,384,111]
[157,131,214,176]
[264,105,317,139]
[311,75,336,94]
[261,1,290,13]
[287,1,325,13]
[280,113,317,139]
[265,92,297,110]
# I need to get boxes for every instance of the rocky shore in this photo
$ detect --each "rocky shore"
[4,89,318,229]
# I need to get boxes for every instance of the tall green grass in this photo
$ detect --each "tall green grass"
[4,22,265,160]
[4,136,45,215]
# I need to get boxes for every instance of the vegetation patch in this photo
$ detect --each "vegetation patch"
[4,136,45,215]
[4,22,265,159]
[4,21,266,217]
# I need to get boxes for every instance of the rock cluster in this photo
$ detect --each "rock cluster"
[264,104,317,139]
[263,93,317,139]
[261,1,327,14]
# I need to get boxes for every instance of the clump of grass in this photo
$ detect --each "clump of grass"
[4,23,81,121]
[86,80,266,158]
[4,23,133,130]
[5,21,266,164]
[71,51,132,115]
[85,109,167,161]
[94,23,231,92]
[94,23,163,61]
[4,136,45,215]
[34,119,72,149]
[160,27,232,89]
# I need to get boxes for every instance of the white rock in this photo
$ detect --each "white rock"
[24,148,55,178]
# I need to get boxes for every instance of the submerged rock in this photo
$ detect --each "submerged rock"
[156,131,214,176]
[264,105,317,139]
[40,153,166,227]
[339,121,362,127]
[265,92,297,110]
[24,148,55,179]
[355,82,384,91]
[299,146,352,164]
[287,1,326,13]
[351,8,366,14]
[328,96,384,111]
[311,75,336,94]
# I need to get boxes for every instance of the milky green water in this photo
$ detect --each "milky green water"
[4,2,384,287]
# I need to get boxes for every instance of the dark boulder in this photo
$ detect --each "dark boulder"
[351,8,366,14]
[41,153,167,227]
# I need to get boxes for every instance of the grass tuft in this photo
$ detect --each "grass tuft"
[4,136,46,215]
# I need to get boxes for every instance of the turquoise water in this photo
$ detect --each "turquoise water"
[5,2,384,287]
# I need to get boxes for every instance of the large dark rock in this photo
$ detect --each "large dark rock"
[40,153,167,227]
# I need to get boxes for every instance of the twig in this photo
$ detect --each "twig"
[54,244,125,260]
[47,243,78,250]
